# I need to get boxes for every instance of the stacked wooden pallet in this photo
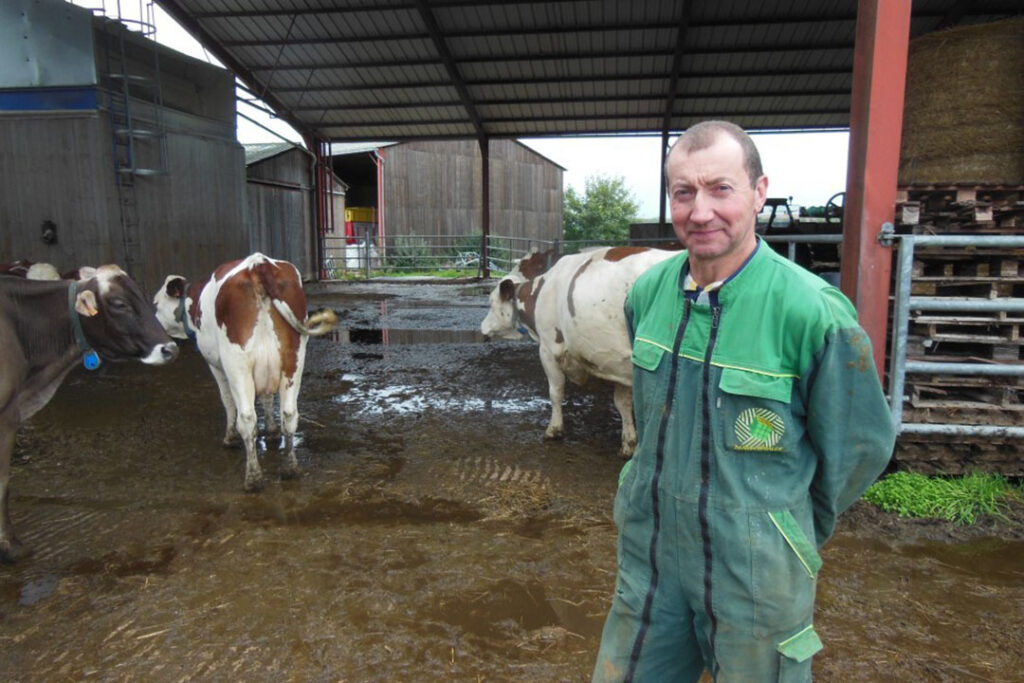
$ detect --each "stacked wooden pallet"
[894,185,1024,475]
[896,186,1024,234]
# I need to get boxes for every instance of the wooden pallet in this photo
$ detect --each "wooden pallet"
[895,436,1024,476]
[905,334,1021,361]
[896,184,1024,233]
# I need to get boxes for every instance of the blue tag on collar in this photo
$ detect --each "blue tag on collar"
[83,351,101,370]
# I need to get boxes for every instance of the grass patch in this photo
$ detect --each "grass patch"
[863,471,1020,525]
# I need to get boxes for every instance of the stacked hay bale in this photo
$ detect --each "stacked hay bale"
[899,17,1024,187]
[894,18,1024,476]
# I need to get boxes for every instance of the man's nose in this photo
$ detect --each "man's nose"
[690,191,714,223]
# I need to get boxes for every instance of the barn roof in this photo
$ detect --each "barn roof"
[244,141,300,165]
[156,0,1019,142]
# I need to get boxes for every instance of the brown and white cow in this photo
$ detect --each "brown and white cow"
[0,259,61,280]
[481,246,678,458]
[0,266,179,561]
[153,253,337,492]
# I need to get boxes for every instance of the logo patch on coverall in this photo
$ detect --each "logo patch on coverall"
[734,408,785,451]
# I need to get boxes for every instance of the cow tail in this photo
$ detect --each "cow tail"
[270,300,338,336]
[251,258,338,337]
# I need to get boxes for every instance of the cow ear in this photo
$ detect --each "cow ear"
[77,266,97,281]
[165,276,186,298]
[499,278,516,302]
[75,290,99,317]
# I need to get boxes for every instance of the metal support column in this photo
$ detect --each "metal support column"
[479,136,491,279]
[841,0,912,375]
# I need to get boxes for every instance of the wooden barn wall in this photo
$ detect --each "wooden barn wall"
[489,140,563,241]
[136,125,247,292]
[382,139,562,243]
[0,112,120,277]
[0,108,246,294]
[246,149,315,280]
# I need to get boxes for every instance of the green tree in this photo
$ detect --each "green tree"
[563,175,640,243]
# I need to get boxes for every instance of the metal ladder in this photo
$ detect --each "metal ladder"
[98,6,166,277]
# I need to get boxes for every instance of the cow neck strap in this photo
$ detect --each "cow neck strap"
[176,293,196,342]
[67,281,101,370]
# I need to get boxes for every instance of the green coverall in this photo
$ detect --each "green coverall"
[593,242,896,682]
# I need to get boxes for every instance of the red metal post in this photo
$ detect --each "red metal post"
[841,0,912,376]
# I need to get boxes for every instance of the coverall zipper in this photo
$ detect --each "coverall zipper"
[699,303,723,677]
[624,299,692,683]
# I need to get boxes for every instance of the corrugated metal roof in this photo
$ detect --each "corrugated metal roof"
[156,0,1020,142]
[244,141,300,165]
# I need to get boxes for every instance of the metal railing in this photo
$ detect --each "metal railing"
[888,234,1024,438]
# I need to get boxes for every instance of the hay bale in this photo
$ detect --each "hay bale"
[899,18,1024,186]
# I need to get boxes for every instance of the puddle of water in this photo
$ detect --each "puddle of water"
[334,381,549,416]
[326,327,486,345]
[19,573,58,606]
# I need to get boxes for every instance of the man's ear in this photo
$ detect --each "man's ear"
[75,290,99,317]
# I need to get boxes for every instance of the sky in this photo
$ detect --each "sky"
[78,1,851,219]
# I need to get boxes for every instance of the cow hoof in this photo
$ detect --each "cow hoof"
[543,428,564,441]
[243,475,265,493]
[0,538,24,564]
[280,465,302,481]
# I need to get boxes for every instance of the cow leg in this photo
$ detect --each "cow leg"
[260,394,278,435]
[226,373,262,492]
[278,375,302,480]
[538,347,566,441]
[613,383,637,459]
[209,366,240,446]
[0,417,20,562]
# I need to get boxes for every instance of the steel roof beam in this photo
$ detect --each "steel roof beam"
[246,42,857,72]
[269,68,852,93]
[284,89,851,112]
[412,0,486,139]
[218,16,865,47]
[315,108,850,128]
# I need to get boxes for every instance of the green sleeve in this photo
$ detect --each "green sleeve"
[803,295,896,546]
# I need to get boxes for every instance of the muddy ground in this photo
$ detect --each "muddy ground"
[1,280,1022,682]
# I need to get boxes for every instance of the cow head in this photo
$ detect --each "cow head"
[152,274,194,341]
[480,250,556,340]
[74,266,178,365]
[480,275,528,340]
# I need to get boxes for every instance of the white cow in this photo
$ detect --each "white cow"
[481,246,679,458]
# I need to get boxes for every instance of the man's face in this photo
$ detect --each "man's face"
[666,134,768,269]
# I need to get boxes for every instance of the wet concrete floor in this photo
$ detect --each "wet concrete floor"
[1,281,1022,681]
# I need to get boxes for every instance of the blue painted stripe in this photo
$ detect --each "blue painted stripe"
[0,88,98,111]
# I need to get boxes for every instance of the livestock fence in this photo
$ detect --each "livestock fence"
[321,231,843,280]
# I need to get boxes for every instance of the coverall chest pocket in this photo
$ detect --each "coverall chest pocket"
[717,368,795,454]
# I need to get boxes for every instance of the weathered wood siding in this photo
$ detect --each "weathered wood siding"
[0,112,120,272]
[246,148,315,280]
[382,139,562,241]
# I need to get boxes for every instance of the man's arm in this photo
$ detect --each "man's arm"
[804,297,897,546]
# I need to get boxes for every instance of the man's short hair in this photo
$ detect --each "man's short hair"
[665,120,764,188]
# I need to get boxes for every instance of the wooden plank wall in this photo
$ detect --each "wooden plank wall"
[0,109,247,294]
[246,149,315,280]
[382,139,563,242]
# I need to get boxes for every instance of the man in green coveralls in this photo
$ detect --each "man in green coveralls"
[592,121,896,682]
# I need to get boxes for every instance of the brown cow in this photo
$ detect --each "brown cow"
[153,253,337,491]
[0,266,178,560]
